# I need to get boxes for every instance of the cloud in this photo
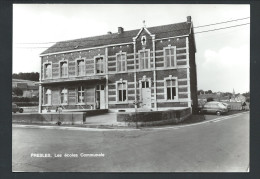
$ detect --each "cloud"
[197,45,249,93]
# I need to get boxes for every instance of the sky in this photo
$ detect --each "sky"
[13,4,250,94]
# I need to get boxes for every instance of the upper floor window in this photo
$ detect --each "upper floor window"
[165,78,177,100]
[164,46,176,67]
[77,59,85,76]
[60,88,68,104]
[116,53,126,72]
[95,57,104,74]
[45,89,52,105]
[44,63,52,79]
[117,81,127,102]
[139,50,150,70]
[60,61,68,77]
[77,86,85,103]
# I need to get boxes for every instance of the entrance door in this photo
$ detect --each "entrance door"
[141,81,151,109]
[100,90,105,109]
[96,85,105,109]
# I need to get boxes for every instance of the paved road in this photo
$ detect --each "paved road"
[12,112,249,172]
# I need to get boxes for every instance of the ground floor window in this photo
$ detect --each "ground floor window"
[117,81,127,102]
[77,86,85,103]
[165,79,177,100]
[45,89,52,105]
[60,88,68,104]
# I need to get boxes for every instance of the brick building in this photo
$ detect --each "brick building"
[39,16,198,113]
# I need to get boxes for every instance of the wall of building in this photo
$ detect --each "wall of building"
[39,28,197,112]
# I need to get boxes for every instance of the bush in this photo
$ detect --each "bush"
[12,87,23,96]
[207,97,214,102]
[12,96,39,102]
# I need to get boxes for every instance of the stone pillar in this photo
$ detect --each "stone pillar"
[38,84,42,113]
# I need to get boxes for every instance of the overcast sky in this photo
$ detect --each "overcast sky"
[13,4,250,94]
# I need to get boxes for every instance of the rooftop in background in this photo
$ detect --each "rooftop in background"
[41,21,192,55]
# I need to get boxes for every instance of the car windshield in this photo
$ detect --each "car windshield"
[218,103,226,108]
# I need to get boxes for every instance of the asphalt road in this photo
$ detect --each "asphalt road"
[12,112,249,172]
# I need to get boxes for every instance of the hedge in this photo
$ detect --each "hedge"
[12,96,38,102]
[14,102,39,107]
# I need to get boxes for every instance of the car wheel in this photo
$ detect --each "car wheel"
[19,108,23,113]
[216,111,221,116]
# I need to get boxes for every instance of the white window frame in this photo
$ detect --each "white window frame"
[60,88,68,105]
[141,35,147,46]
[59,59,69,78]
[43,62,52,79]
[116,80,128,103]
[77,86,85,104]
[138,49,150,70]
[45,89,52,105]
[116,51,127,72]
[164,76,178,101]
[75,58,85,76]
[164,46,177,68]
[94,55,105,74]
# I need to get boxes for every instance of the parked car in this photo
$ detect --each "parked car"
[12,103,23,113]
[222,102,231,111]
[198,101,228,116]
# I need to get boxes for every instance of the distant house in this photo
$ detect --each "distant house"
[198,93,231,103]
[234,94,246,102]
[12,79,39,98]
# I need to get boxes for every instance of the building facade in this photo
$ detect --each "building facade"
[39,16,198,113]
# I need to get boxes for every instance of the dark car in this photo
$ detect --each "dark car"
[12,103,23,113]
[199,101,228,116]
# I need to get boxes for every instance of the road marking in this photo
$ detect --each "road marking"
[12,124,139,132]
[150,111,249,130]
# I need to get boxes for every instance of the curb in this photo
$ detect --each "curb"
[12,111,249,131]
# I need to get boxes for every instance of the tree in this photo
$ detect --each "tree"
[12,72,39,81]
[207,90,213,94]
[197,89,204,95]
[12,87,23,96]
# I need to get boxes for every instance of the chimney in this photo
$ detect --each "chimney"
[187,16,191,23]
[118,27,124,34]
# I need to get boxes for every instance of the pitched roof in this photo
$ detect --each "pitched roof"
[41,22,192,55]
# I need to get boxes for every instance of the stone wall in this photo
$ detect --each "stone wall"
[117,108,191,126]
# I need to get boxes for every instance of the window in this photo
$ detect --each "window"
[164,47,176,67]
[60,61,68,77]
[77,59,85,76]
[96,57,104,74]
[117,82,127,102]
[44,63,52,79]
[139,50,150,69]
[60,88,68,104]
[77,86,85,103]
[166,79,177,100]
[141,81,149,88]
[116,53,126,72]
[45,89,51,105]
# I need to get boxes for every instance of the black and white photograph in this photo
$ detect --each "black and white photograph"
[12,4,250,172]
